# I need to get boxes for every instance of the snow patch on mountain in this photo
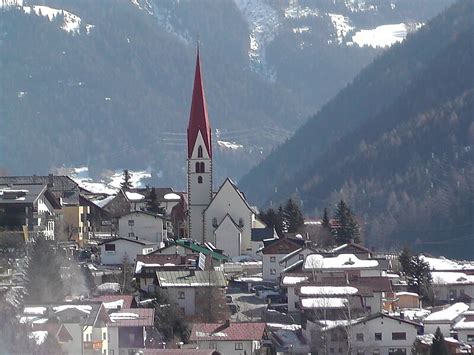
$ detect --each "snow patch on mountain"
[233,0,279,82]
[328,13,354,44]
[217,140,244,150]
[344,0,377,13]
[285,0,319,19]
[130,0,153,15]
[22,6,82,34]
[351,23,412,48]
[0,0,23,7]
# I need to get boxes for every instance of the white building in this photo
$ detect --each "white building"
[118,210,168,245]
[156,270,227,317]
[99,237,158,265]
[305,313,422,355]
[260,238,303,281]
[189,321,267,355]
[424,302,469,335]
[453,311,474,347]
[431,271,474,303]
[185,49,265,257]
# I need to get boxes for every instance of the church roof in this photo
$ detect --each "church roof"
[204,178,254,215]
[187,48,212,159]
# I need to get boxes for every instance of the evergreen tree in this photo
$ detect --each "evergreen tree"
[277,205,286,236]
[146,187,164,214]
[331,200,360,245]
[120,169,132,190]
[322,208,330,229]
[430,327,448,355]
[259,208,283,237]
[407,254,433,303]
[399,247,412,275]
[283,198,305,233]
[25,236,65,303]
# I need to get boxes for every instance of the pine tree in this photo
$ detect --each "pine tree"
[120,169,132,190]
[399,247,412,276]
[277,205,286,236]
[283,198,305,233]
[322,208,330,229]
[25,236,65,303]
[146,187,164,214]
[430,327,448,355]
[331,200,360,245]
[409,255,433,299]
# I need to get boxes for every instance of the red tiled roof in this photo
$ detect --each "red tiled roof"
[189,322,266,341]
[108,308,154,327]
[187,48,212,159]
[261,237,302,255]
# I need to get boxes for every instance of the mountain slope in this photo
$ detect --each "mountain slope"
[242,0,474,257]
[0,0,455,188]
[240,0,473,204]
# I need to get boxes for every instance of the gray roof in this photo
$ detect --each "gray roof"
[98,237,158,246]
[0,184,47,205]
[0,176,79,205]
[156,270,226,288]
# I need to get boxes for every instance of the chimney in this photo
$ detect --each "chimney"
[48,173,54,188]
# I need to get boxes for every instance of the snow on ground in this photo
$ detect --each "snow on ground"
[29,331,48,345]
[351,23,408,48]
[217,140,244,150]
[233,0,279,81]
[285,0,319,19]
[328,13,353,44]
[70,166,151,194]
[292,26,309,34]
[421,255,474,271]
[23,5,82,34]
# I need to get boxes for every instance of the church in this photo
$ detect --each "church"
[185,49,269,258]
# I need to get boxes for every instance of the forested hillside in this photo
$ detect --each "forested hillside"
[242,0,474,257]
[0,0,454,187]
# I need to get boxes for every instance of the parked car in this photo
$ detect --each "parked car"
[228,303,240,314]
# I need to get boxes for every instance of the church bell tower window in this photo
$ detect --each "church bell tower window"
[198,176,203,184]
[198,146,203,158]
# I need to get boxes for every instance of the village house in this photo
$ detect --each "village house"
[0,184,60,240]
[249,226,277,259]
[423,302,470,335]
[189,321,267,355]
[155,270,226,317]
[99,237,159,265]
[431,271,474,303]
[151,239,229,264]
[133,253,200,293]
[305,312,422,355]
[453,310,474,347]
[118,210,169,246]
[108,308,155,354]
[22,303,114,355]
[260,237,304,281]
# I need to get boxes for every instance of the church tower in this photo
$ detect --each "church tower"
[187,48,212,243]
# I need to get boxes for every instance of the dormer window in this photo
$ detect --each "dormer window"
[198,146,203,158]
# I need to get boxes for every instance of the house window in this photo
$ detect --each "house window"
[270,268,277,275]
[129,232,135,238]
[356,333,364,341]
[235,342,244,350]
[128,219,134,226]
[105,244,115,253]
[331,332,337,341]
[103,350,106,355]
[198,146,203,158]
[178,291,185,299]
[388,349,406,355]
[392,332,406,340]
[270,256,276,263]
[103,332,107,340]
[179,307,185,315]
[467,335,474,342]
[198,176,203,184]
[129,333,135,343]
[375,333,382,341]
[449,289,457,299]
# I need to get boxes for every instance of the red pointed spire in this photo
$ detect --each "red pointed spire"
[187,47,212,159]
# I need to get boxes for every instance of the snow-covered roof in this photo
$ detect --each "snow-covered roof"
[431,272,474,285]
[420,255,474,271]
[125,191,145,201]
[304,253,379,270]
[281,275,308,286]
[102,300,124,310]
[424,303,469,323]
[23,306,47,315]
[300,297,348,309]
[300,286,358,296]
[453,315,474,330]
[395,292,420,297]
[164,192,181,200]
[53,305,92,314]
[390,308,431,321]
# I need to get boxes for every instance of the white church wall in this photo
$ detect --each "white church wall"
[214,215,242,257]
